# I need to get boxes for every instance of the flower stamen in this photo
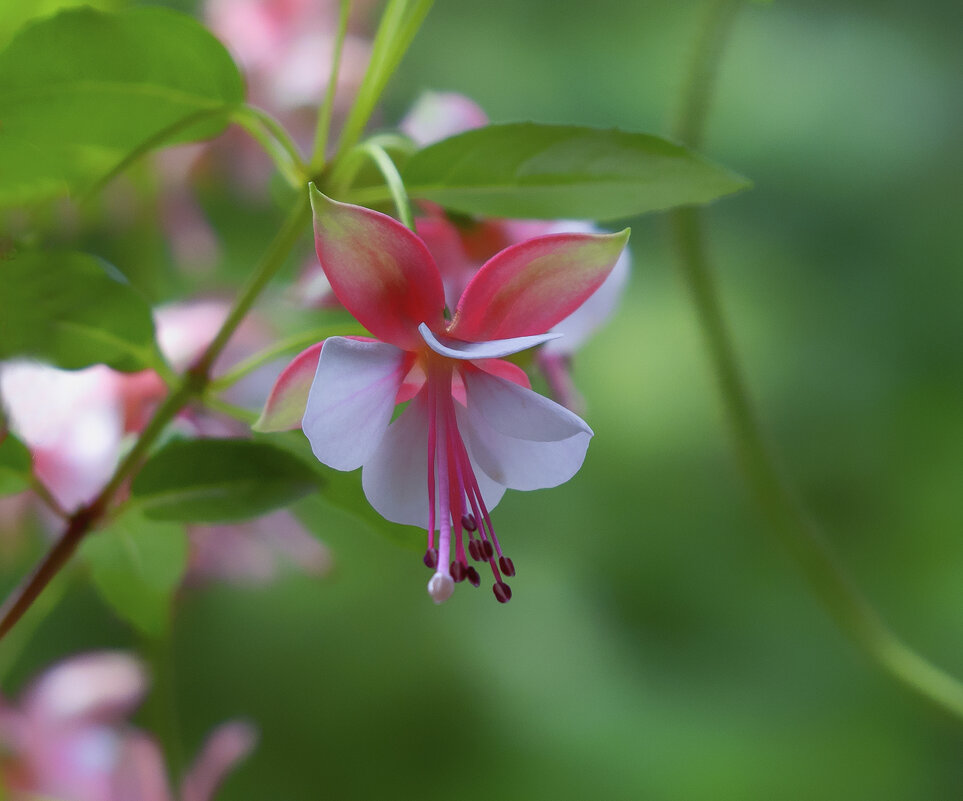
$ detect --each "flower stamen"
[421,362,516,603]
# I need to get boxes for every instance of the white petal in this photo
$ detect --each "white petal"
[457,402,592,492]
[0,361,124,510]
[361,388,505,529]
[302,338,406,471]
[25,652,147,723]
[462,368,592,442]
[418,322,560,361]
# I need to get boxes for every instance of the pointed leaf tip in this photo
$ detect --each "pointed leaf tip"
[402,123,751,221]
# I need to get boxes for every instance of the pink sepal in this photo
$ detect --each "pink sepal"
[449,229,629,342]
[180,720,257,801]
[252,342,325,432]
[310,187,446,350]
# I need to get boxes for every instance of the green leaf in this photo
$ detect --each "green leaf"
[0,5,244,207]
[260,431,423,552]
[400,123,750,221]
[0,250,158,371]
[80,510,188,637]
[0,0,122,51]
[131,438,321,523]
[0,431,32,496]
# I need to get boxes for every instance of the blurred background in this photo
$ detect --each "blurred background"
[2,0,962,798]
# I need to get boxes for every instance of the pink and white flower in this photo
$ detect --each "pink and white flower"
[0,302,329,585]
[258,188,628,603]
[0,651,255,801]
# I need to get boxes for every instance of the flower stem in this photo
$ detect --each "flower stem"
[232,106,307,187]
[669,0,963,719]
[209,322,365,392]
[360,142,415,229]
[188,195,312,381]
[0,193,312,642]
[332,0,433,164]
[141,629,186,784]
[203,395,258,426]
[311,0,351,171]
[29,476,68,520]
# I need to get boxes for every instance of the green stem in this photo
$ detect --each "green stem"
[311,0,352,171]
[232,107,306,188]
[203,395,258,426]
[29,476,68,520]
[241,104,307,169]
[79,107,231,204]
[670,0,963,719]
[209,322,366,391]
[361,142,414,229]
[0,193,312,642]
[141,630,186,783]
[189,195,312,380]
[672,0,743,149]
[332,0,434,164]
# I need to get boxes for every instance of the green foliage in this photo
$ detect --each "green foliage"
[0,432,31,497]
[0,0,122,51]
[260,430,424,552]
[80,510,188,637]
[131,439,321,523]
[402,123,750,221]
[0,251,159,371]
[0,5,243,207]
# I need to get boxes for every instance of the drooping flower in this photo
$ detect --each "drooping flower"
[258,188,628,603]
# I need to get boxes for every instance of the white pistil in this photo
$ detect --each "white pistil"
[427,572,454,604]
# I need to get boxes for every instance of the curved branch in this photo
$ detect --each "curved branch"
[670,0,963,719]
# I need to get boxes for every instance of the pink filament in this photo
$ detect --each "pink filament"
[425,374,437,551]
[425,362,507,588]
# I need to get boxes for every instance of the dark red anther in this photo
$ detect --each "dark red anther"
[450,560,467,583]
[493,581,512,603]
[480,540,495,560]
[423,548,438,569]
[461,513,477,532]
[498,556,516,577]
[466,566,481,587]
[468,540,481,561]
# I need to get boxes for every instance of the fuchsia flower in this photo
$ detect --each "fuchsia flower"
[258,188,628,603]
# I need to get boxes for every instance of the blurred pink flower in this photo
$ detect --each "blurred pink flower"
[0,302,329,584]
[205,0,373,117]
[0,651,255,801]
[398,91,489,146]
